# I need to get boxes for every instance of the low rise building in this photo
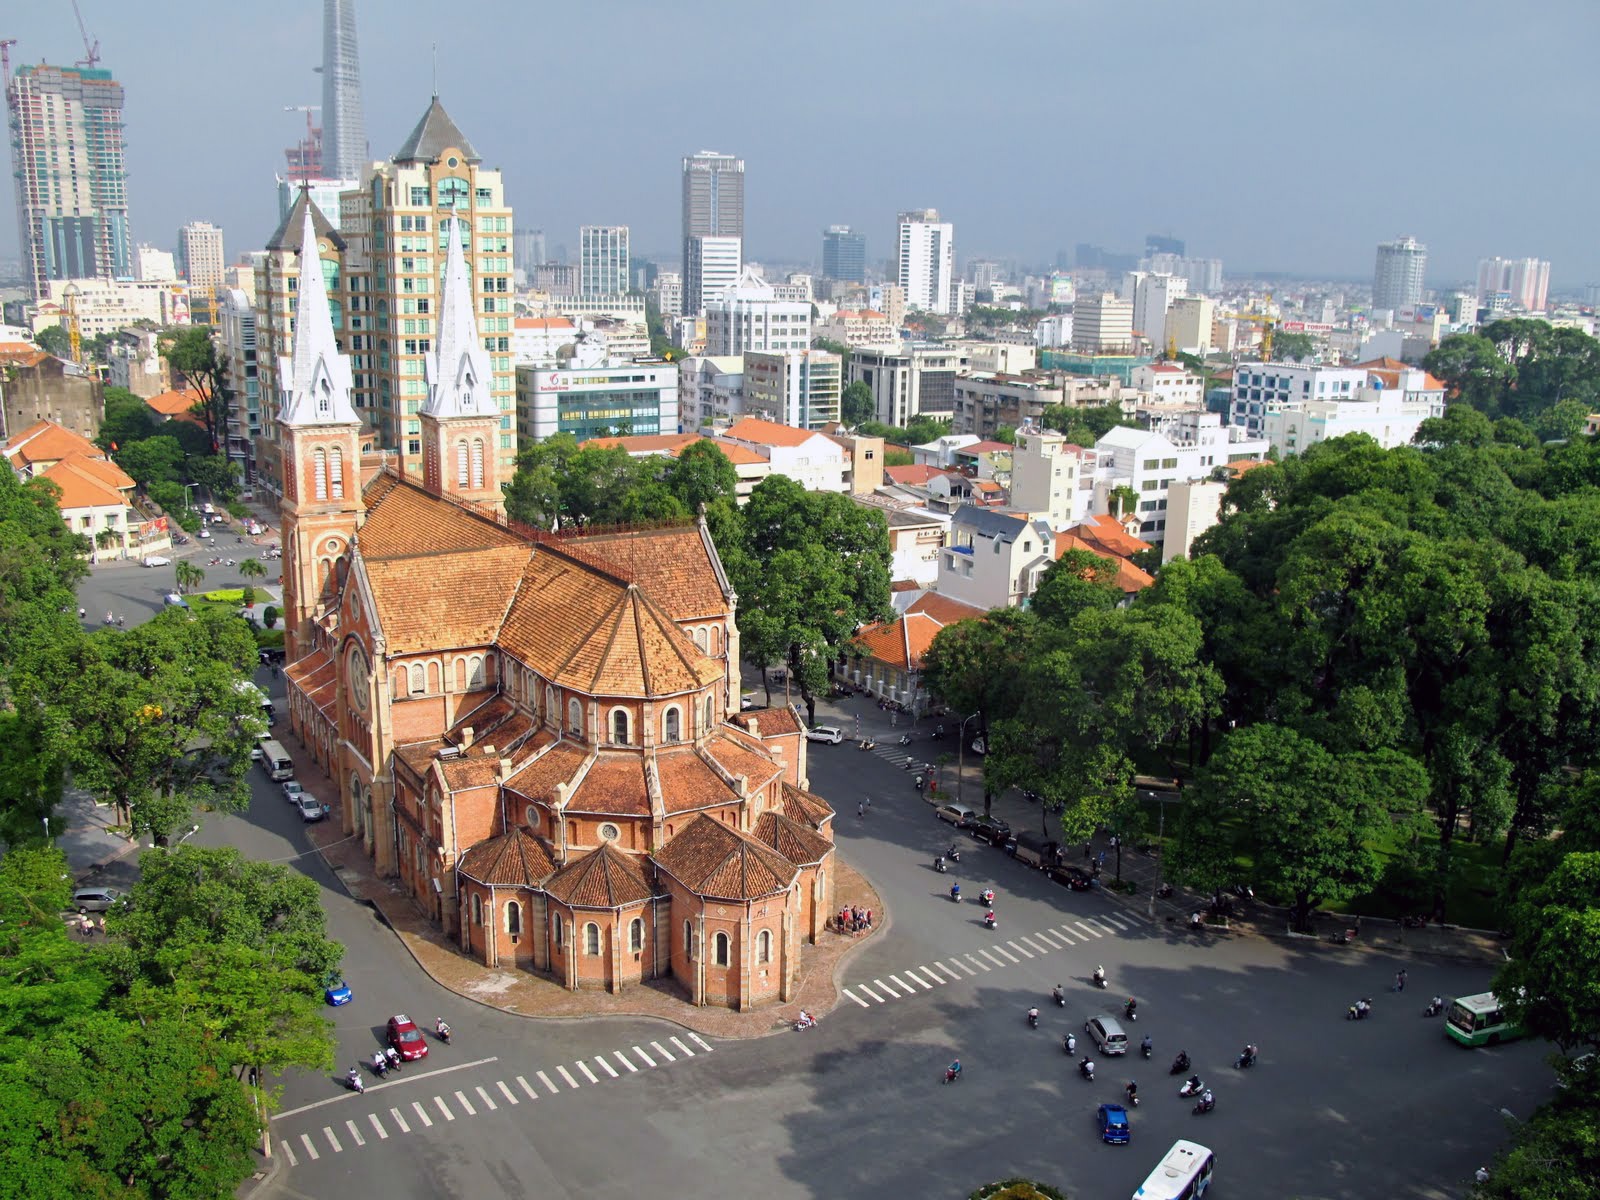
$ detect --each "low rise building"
[848,344,971,427]
[962,342,1038,375]
[1230,361,1369,436]
[678,356,745,430]
[581,431,771,502]
[911,433,981,468]
[937,505,1057,610]
[104,329,171,399]
[3,419,153,561]
[719,416,849,493]
[515,360,680,444]
[0,344,101,442]
[742,349,841,430]
[704,269,812,356]
[1090,413,1268,544]
[953,371,1064,438]
[815,308,896,348]
[821,427,886,495]
[511,316,579,365]
[840,590,985,711]
[1131,362,1205,407]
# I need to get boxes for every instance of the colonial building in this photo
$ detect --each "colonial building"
[276,207,834,1009]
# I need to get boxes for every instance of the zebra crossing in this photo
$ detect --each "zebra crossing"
[277,1032,714,1167]
[840,910,1144,1009]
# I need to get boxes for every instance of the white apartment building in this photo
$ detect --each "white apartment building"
[686,236,741,312]
[1163,478,1228,564]
[1165,296,1215,354]
[1092,412,1268,543]
[578,225,629,296]
[953,372,1064,439]
[1132,273,1187,353]
[177,222,224,292]
[938,505,1057,610]
[33,277,191,337]
[1009,423,1086,530]
[1071,292,1134,354]
[652,271,683,318]
[678,355,744,429]
[1034,313,1073,347]
[720,416,849,493]
[1230,361,1370,435]
[741,349,841,430]
[897,209,956,315]
[134,245,176,282]
[848,343,971,428]
[510,315,579,365]
[816,308,896,348]
[1476,256,1550,312]
[703,268,811,355]
[215,287,260,479]
[1260,386,1434,457]
[1131,362,1205,406]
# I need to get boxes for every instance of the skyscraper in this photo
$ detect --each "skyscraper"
[579,225,629,295]
[896,209,955,315]
[822,226,866,283]
[7,63,132,299]
[1373,236,1427,311]
[682,151,744,313]
[1476,256,1550,312]
[321,0,367,180]
[178,221,226,325]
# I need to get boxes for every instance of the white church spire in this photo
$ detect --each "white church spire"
[423,211,493,418]
[279,203,357,427]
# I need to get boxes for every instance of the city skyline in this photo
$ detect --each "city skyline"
[3,0,1596,286]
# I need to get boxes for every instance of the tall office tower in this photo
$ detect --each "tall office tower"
[513,227,545,278]
[682,151,745,312]
[1146,233,1185,257]
[339,97,515,471]
[896,209,955,315]
[1071,293,1134,354]
[822,225,866,283]
[178,221,226,325]
[1373,235,1427,311]
[321,0,367,180]
[579,225,630,295]
[7,63,132,299]
[1476,256,1550,312]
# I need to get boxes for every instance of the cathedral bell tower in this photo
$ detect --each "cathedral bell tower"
[419,211,503,513]
[277,204,363,661]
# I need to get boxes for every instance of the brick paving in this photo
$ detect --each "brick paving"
[303,808,884,1040]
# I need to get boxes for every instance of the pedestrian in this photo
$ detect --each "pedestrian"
[857,801,865,821]
[1084,841,1092,860]
[1110,834,1119,850]
[1394,969,1407,993]
[1475,1166,1490,1185]
[864,797,871,812]
[865,908,873,928]
[1097,850,1107,867]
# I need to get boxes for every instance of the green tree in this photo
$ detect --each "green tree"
[0,848,108,1053]
[1495,850,1600,1052]
[159,326,230,452]
[1535,397,1592,442]
[33,324,71,357]
[1030,548,1122,627]
[1272,331,1315,361]
[185,453,240,501]
[237,557,268,585]
[174,560,206,594]
[1472,1095,1600,1200]
[114,434,185,489]
[665,440,737,512]
[1423,333,1517,416]
[60,608,259,842]
[263,604,279,630]
[97,387,163,450]
[992,424,1017,446]
[840,380,876,427]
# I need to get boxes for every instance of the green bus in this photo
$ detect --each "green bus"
[1445,992,1526,1047]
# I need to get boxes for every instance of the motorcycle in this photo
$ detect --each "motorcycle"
[898,734,911,746]
[1169,1053,1191,1076]
[943,1065,961,1084]
[1140,1039,1153,1060]
[1124,999,1138,1021]
[945,846,961,863]
[1079,1058,1095,1081]
[1423,997,1445,1018]
[436,1022,452,1045]
[1346,1000,1373,1021]
[1091,970,1107,990]
[1193,1092,1215,1115]
[914,775,925,791]
[346,1069,365,1095]
[949,885,961,903]
[1062,1034,1076,1056]
[1179,1076,1206,1098]
[1235,1048,1257,1069]
[1026,1009,1039,1029]
[1052,987,1065,1008]
[983,911,997,930]
[979,888,994,906]
[934,857,947,873]
[370,1055,388,1079]
[1124,1083,1140,1107]
[1156,882,1175,899]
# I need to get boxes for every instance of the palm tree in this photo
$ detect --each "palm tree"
[237,557,267,607]
[174,561,205,595]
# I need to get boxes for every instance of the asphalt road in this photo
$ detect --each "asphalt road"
[237,690,1556,1200]
[76,534,282,631]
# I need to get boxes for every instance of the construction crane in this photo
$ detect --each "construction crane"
[0,39,17,87]
[69,0,99,68]
[63,282,83,366]
[284,104,321,142]
[1218,293,1277,361]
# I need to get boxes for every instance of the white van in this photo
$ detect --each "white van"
[258,739,294,782]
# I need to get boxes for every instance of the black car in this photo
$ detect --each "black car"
[1047,863,1094,891]
[966,815,1012,846]
[258,648,286,665]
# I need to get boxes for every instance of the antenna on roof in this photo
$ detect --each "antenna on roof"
[431,43,438,98]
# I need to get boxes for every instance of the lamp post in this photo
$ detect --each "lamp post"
[957,712,980,807]
[148,824,201,853]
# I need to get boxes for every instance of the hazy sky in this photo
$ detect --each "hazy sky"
[6,0,1597,286]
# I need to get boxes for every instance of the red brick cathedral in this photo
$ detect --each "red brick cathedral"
[275,204,833,1008]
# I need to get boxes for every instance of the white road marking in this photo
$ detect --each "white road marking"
[872,978,901,997]
[282,1142,299,1167]
[965,953,991,972]
[670,1036,695,1057]
[910,965,941,986]
[411,1100,433,1128]
[613,1051,639,1073]
[453,1089,477,1116]
[1006,939,1035,958]
[322,1126,343,1153]
[843,987,871,1007]
[1021,935,1052,955]
[1055,925,1080,943]
[556,1065,581,1089]
[978,948,1007,968]
[343,1118,365,1147]
[576,1060,599,1083]
[949,957,977,976]
[474,1085,496,1110]
[497,1079,519,1104]
[594,1057,619,1078]
[650,1040,675,1062]
[1035,928,1069,948]
[689,1033,714,1052]
[515,1076,538,1100]
[990,944,1022,964]
[1102,913,1130,929]
[389,1106,411,1133]
[298,1132,319,1161]
[925,963,957,982]
[1089,918,1121,936]
[536,1070,560,1094]
[368,1112,390,1139]
[433,1095,455,1121]
[888,973,917,992]
[855,982,885,1003]
[1075,921,1102,938]
[631,1045,657,1067]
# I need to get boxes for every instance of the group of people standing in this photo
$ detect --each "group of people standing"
[836,905,874,934]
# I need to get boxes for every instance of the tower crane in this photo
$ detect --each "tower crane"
[1,39,17,87]
[69,0,100,68]
[1218,293,1278,361]
[284,104,321,143]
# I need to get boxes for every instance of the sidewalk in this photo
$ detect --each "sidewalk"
[53,786,142,883]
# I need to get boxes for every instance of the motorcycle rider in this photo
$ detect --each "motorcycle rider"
[347,1067,365,1094]
[1125,996,1138,1019]
[950,882,961,902]
[1063,1033,1076,1054]
[1092,965,1106,988]
[945,1059,962,1082]
[436,1017,451,1042]
[1239,1042,1258,1067]
[935,855,947,874]
[1140,1035,1153,1057]
[371,1050,388,1076]
[1183,1074,1203,1095]
[1079,1056,1096,1079]
[984,909,997,928]
[1026,1006,1040,1027]
[1198,1088,1214,1111]
[1426,995,1444,1017]
[1124,1080,1139,1105]
[1171,1050,1190,1075]
[979,887,995,906]
[1052,984,1065,1006]
[385,1046,401,1070]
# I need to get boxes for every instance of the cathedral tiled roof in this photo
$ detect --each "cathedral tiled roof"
[653,815,797,901]
[544,843,655,908]
[363,544,529,653]
[567,526,730,620]
[566,753,651,817]
[456,826,558,888]
[501,742,590,805]
[358,476,524,558]
[780,783,834,830]
[700,732,784,794]
[751,811,833,867]
[656,749,740,816]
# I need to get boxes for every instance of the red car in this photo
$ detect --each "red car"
[386,1014,429,1061]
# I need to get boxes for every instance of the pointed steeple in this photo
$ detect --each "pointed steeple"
[423,212,493,419]
[279,205,357,428]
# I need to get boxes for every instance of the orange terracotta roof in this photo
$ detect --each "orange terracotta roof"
[652,814,797,900]
[544,843,654,908]
[731,705,802,737]
[723,417,818,448]
[566,752,652,817]
[903,591,987,625]
[564,526,728,620]
[703,438,768,466]
[1228,459,1273,477]
[1073,513,1152,556]
[657,748,740,815]
[699,731,784,796]
[358,477,526,558]
[502,742,590,804]
[0,345,50,369]
[4,420,102,469]
[890,579,921,593]
[886,463,942,486]
[39,452,134,509]
[456,826,558,887]
[145,388,204,417]
[364,544,529,654]
[962,440,1014,455]
[751,810,833,867]
[514,317,576,330]
[780,782,835,830]
[972,479,1004,494]
[1053,532,1154,593]
[852,611,938,670]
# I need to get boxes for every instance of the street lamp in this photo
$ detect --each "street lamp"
[957,712,980,807]
[148,824,201,852]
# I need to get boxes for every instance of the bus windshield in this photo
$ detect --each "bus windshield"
[1445,992,1525,1047]
[1133,1139,1215,1199]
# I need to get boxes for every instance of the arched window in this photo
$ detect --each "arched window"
[682,919,692,960]
[693,627,708,651]
[568,698,582,735]
[330,445,345,499]
[471,438,484,489]
[408,664,426,695]
[553,913,564,948]
[758,929,772,964]
[545,686,556,725]
[629,918,644,953]
[612,709,629,745]
[313,448,328,500]
[584,922,601,955]
[713,931,730,967]
[705,695,715,731]
[456,439,470,487]
[506,901,522,936]
[663,707,681,743]
[471,894,483,925]
[466,655,485,689]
